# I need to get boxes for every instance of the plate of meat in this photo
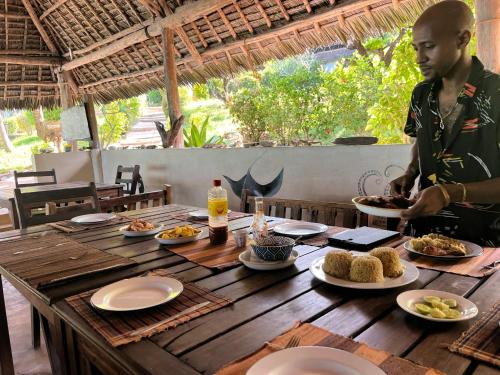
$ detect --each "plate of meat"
[404,234,483,259]
[352,195,415,218]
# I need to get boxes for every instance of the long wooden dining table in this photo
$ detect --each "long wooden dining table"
[0,204,498,375]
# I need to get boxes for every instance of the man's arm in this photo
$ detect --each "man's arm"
[446,178,500,203]
[390,140,419,197]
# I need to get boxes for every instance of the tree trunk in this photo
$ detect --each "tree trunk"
[33,106,47,141]
[0,112,15,152]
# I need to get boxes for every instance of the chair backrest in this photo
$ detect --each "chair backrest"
[240,190,358,229]
[99,185,172,213]
[14,169,57,188]
[115,165,142,195]
[14,182,100,229]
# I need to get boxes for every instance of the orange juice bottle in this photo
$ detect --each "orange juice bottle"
[208,179,228,245]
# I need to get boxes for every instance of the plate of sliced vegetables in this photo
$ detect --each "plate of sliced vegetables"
[397,289,478,322]
[155,225,202,245]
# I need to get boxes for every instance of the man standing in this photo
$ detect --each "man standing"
[391,0,500,246]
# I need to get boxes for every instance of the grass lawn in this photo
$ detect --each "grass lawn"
[182,99,236,137]
[0,135,44,174]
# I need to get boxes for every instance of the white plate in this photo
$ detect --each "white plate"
[90,276,183,312]
[239,249,299,271]
[155,231,202,245]
[352,196,405,218]
[71,213,116,224]
[119,224,163,237]
[189,209,231,220]
[397,289,478,322]
[273,223,327,237]
[247,346,386,375]
[310,251,419,289]
[403,239,483,259]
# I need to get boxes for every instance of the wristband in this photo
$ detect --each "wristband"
[436,183,451,206]
[456,183,467,202]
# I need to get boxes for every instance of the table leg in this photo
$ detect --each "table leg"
[0,275,14,375]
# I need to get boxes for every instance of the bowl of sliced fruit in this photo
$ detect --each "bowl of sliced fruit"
[155,225,202,245]
[397,289,478,322]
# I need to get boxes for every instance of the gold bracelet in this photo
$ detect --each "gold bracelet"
[456,182,467,202]
[436,183,451,206]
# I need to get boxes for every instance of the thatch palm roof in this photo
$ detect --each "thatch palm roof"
[1,0,437,109]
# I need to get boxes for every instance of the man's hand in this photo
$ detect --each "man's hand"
[390,173,416,198]
[401,185,448,220]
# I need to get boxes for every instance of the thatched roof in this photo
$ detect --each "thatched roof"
[1,0,437,109]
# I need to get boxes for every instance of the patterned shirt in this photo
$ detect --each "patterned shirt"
[404,57,500,246]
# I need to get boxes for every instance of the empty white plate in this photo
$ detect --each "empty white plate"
[397,289,478,322]
[189,209,231,220]
[273,223,327,237]
[91,276,183,312]
[247,346,386,375]
[239,249,299,271]
[119,224,163,237]
[310,251,419,290]
[71,213,116,224]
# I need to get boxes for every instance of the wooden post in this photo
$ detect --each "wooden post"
[161,27,184,148]
[475,0,500,73]
[84,94,101,149]
[57,72,77,151]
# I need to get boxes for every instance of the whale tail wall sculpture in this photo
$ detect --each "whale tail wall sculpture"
[224,167,284,198]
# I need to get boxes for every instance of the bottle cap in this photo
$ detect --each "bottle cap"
[213,179,222,186]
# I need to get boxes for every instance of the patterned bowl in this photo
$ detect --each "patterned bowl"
[251,236,295,261]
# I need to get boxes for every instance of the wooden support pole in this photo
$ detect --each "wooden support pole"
[0,55,63,66]
[57,72,76,151]
[84,94,101,149]
[475,0,500,73]
[161,28,184,148]
[0,11,31,19]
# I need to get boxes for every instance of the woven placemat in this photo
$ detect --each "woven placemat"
[66,269,233,347]
[216,323,445,375]
[0,233,134,289]
[172,211,252,224]
[449,301,500,367]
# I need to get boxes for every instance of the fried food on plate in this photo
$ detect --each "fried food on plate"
[357,195,415,209]
[126,219,156,232]
[159,225,201,239]
[410,233,466,256]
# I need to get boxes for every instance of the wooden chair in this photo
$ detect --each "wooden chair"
[14,182,100,229]
[115,165,143,195]
[99,184,172,213]
[240,190,358,229]
[14,169,57,188]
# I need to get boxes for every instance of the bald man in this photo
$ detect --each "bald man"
[390,0,500,246]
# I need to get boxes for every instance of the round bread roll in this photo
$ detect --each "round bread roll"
[369,247,404,278]
[349,255,384,283]
[322,250,353,279]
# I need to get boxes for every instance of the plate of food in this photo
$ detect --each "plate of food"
[404,234,483,259]
[310,247,419,289]
[247,346,386,375]
[397,289,478,322]
[352,195,415,218]
[119,219,163,237]
[90,276,183,312]
[155,225,202,245]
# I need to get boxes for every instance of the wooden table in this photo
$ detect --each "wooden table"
[0,205,498,375]
[0,182,123,229]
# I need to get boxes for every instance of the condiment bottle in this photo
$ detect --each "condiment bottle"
[208,179,228,245]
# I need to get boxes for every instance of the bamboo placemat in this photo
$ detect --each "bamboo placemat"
[0,233,134,289]
[449,301,500,367]
[47,215,131,233]
[66,269,233,347]
[172,211,252,224]
[396,242,499,278]
[216,323,445,375]
[165,233,249,270]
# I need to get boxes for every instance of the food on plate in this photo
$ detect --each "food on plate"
[349,255,384,283]
[357,195,416,209]
[369,247,404,277]
[158,225,201,239]
[410,233,467,256]
[126,219,156,232]
[413,295,461,319]
[322,250,353,279]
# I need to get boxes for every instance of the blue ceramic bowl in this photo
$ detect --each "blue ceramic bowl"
[251,236,295,261]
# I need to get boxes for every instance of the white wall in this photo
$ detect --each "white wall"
[100,145,412,210]
[33,151,95,183]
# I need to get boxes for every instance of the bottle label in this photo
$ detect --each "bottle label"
[208,198,228,216]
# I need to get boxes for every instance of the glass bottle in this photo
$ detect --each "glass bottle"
[208,179,228,245]
[251,196,268,242]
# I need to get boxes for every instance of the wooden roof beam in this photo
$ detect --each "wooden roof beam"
[0,49,57,56]
[39,0,70,21]
[392,0,400,9]
[0,11,31,19]
[274,0,290,21]
[254,0,272,28]
[0,81,58,87]
[232,0,253,33]
[21,0,59,53]
[204,15,223,43]
[191,21,208,48]
[303,0,312,13]
[218,8,237,40]
[176,26,203,64]
[0,55,63,66]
